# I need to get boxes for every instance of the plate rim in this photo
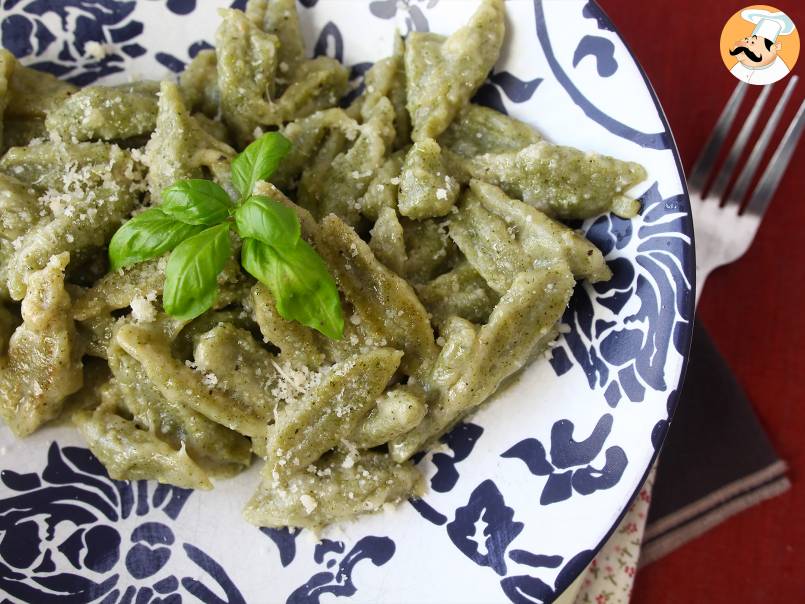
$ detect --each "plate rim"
[545,0,697,595]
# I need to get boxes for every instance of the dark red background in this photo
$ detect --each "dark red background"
[598,0,805,601]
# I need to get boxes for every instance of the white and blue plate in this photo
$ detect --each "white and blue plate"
[0,1,694,602]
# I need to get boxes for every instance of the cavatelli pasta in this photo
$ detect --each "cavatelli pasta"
[0,0,648,531]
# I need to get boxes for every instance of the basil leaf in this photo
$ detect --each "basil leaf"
[241,237,344,340]
[234,195,301,248]
[161,179,232,225]
[230,132,292,198]
[163,223,232,321]
[108,208,204,272]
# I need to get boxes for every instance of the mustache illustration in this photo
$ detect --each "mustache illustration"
[730,45,763,62]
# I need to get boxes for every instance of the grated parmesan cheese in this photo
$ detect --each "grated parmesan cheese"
[130,295,156,323]
[300,494,318,514]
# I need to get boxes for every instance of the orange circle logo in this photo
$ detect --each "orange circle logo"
[720,5,799,85]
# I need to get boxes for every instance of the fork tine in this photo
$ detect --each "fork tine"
[707,84,773,202]
[687,82,747,193]
[726,75,799,208]
[744,98,805,218]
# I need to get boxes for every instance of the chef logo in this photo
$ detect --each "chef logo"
[720,5,799,85]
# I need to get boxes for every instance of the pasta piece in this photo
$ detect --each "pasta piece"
[107,336,252,476]
[0,254,83,436]
[3,142,144,300]
[317,215,438,378]
[448,190,527,295]
[352,385,428,449]
[216,8,280,143]
[0,173,47,299]
[272,57,349,126]
[0,139,138,194]
[78,312,117,359]
[264,348,402,476]
[391,266,574,461]
[369,207,407,275]
[271,109,359,191]
[217,8,348,144]
[398,138,461,219]
[246,0,305,91]
[245,450,423,529]
[438,103,542,158]
[180,49,220,118]
[0,173,47,241]
[193,322,281,416]
[45,82,160,142]
[357,150,404,221]
[348,34,409,147]
[1,50,76,120]
[405,0,505,141]
[449,182,611,294]
[143,81,235,200]
[461,142,647,219]
[401,218,456,284]
[248,283,326,367]
[307,97,396,225]
[116,322,268,437]
[428,316,478,393]
[74,402,213,490]
[470,179,611,282]
[72,258,165,320]
[295,129,349,216]
[416,261,500,328]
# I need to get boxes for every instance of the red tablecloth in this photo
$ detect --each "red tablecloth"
[598,0,805,601]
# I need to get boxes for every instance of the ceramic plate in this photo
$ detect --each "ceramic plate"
[0,1,694,602]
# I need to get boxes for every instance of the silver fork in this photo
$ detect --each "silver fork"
[689,76,805,305]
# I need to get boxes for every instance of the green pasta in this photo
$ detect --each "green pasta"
[459,141,647,219]
[399,138,461,219]
[0,0,648,530]
[75,401,214,490]
[45,82,160,142]
[406,0,506,141]
[0,254,83,436]
[245,450,423,529]
[263,347,402,476]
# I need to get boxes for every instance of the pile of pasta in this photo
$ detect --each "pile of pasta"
[0,0,646,528]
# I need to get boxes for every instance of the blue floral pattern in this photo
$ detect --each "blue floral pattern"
[549,183,693,408]
[446,480,523,576]
[287,537,395,604]
[572,35,618,77]
[0,0,694,602]
[502,414,628,505]
[0,443,244,603]
[368,0,438,34]
[0,0,145,85]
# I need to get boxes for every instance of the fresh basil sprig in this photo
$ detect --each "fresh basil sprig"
[107,132,344,339]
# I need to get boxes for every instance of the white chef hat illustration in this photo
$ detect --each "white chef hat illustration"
[741,9,795,43]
